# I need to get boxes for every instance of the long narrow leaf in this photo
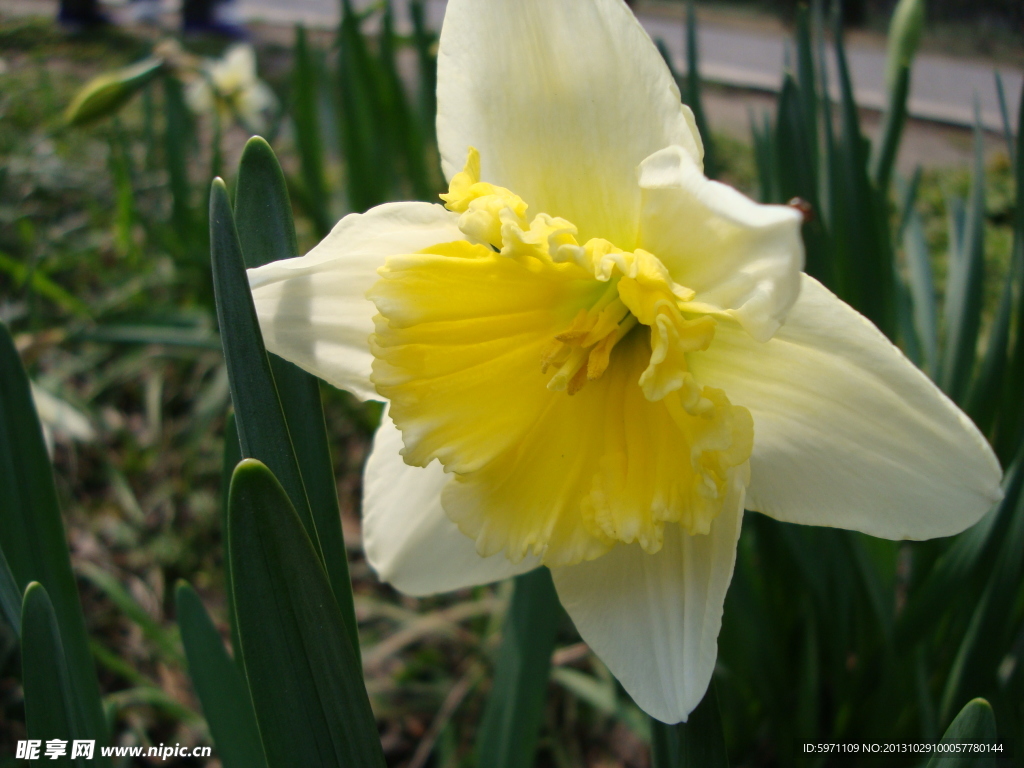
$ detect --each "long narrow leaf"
[925,698,998,768]
[995,82,1024,460]
[903,207,939,376]
[0,322,109,754]
[233,136,359,658]
[228,459,383,768]
[651,682,729,768]
[209,178,323,564]
[291,26,333,239]
[0,544,21,634]
[870,64,911,193]
[175,581,268,768]
[221,412,243,662]
[939,106,987,402]
[940,474,1024,723]
[21,582,88,766]
[830,10,895,337]
[475,569,561,768]
[683,0,716,179]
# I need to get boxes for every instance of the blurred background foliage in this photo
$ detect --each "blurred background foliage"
[0,0,1022,766]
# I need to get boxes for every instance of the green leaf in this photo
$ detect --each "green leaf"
[940,469,1024,722]
[409,0,437,135]
[829,11,895,338]
[378,0,436,201]
[683,0,716,180]
[772,73,830,286]
[995,73,1016,165]
[897,454,1024,651]
[335,0,392,211]
[0,322,109,754]
[925,698,998,768]
[291,26,333,238]
[964,226,1018,432]
[870,63,911,193]
[0,544,19,635]
[234,137,299,269]
[903,207,939,376]
[995,81,1024,461]
[793,5,818,175]
[209,177,323,564]
[233,136,360,658]
[175,581,268,768]
[221,412,243,663]
[650,682,729,768]
[938,107,987,403]
[64,57,164,127]
[749,109,777,204]
[21,582,87,767]
[228,459,383,768]
[164,77,196,248]
[475,569,561,768]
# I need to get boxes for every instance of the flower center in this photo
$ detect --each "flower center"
[366,148,754,566]
[440,147,721,404]
[542,280,637,394]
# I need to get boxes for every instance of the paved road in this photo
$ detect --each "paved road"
[234,0,1022,133]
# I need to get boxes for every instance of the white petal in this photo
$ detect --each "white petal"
[689,275,1003,539]
[247,202,465,400]
[638,145,804,342]
[436,0,702,249]
[362,414,539,596]
[550,470,745,724]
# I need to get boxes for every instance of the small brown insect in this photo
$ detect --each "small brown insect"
[787,197,815,223]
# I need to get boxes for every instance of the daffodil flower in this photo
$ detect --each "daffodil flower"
[247,0,1001,722]
[186,44,277,133]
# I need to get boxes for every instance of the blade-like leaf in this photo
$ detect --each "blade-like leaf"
[233,136,359,658]
[228,459,383,768]
[21,582,87,767]
[335,0,391,211]
[903,207,939,377]
[234,137,299,269]
[925,698,998,768]
[221,412,243,663]
[870,63,911,193]
[0,544,21,634]
[830,10,895,338]
[378,0,435,201]
[409,0,437,135]
[995,72,1015,164]
[683,0,716,179]
[175,581,268,768]
[291,26,333,239]
[897,452,1023,651]
[474,569,561,768]
[964,230,1018,432]
[940,469,1024,723]
[209,177,323,563]
[164,76,195,248]
[650,682,729,768]
[0,322,109,754]
[939,105,987,402]
[995,81,1024,461]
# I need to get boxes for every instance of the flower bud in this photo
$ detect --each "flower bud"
[64,57,164,127]
[885,0,925,94]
